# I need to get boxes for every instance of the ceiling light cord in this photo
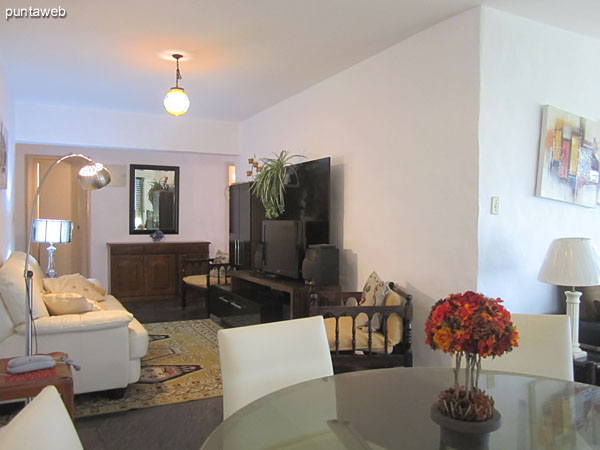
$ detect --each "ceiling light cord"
[174,54,183,88]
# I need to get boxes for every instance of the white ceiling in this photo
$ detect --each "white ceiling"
[1,0,599,121]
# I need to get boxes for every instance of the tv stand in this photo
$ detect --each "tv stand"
[208,270,339,327]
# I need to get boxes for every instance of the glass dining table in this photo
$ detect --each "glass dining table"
[201,367,600,450]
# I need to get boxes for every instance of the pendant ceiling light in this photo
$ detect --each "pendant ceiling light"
[164,54,190,116]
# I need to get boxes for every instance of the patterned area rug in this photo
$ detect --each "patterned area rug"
[74,319,222,418]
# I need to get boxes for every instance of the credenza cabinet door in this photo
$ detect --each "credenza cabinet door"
[110,255,145,298]
[144,254,176,295]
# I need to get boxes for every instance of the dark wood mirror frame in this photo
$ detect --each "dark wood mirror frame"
[129,164,179,234]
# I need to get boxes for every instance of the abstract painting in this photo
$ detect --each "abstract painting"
[536,105,600,207]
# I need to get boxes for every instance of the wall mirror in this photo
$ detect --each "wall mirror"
[129,164,179,234]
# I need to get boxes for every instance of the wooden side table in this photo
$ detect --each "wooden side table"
[0,352,74,418]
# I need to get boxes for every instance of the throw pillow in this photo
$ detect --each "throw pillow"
[210,250,230,278]
[43,274,107,301]
[357,271,387,330]
[42,292,101,315]
[382,288,406,346]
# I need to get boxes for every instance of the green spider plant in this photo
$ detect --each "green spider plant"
[250,150,304,219]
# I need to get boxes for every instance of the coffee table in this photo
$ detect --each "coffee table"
[0,352,74,418]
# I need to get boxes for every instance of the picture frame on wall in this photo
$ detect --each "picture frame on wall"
[0,122,6,190]
[535,105,600,208]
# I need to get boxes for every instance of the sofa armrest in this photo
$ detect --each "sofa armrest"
[14,310,133,335]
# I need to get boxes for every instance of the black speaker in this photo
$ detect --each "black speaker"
[253,243,264,272]
[301,244,339,286]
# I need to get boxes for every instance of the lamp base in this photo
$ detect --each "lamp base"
[565,291,587,361]
[45,243,57,278]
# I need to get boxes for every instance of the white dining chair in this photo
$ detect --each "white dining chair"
[218,315,334,419]
[0,385,83,450]
[481,313,573,381]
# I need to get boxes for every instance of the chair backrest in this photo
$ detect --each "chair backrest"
[481,313,573,381]
[0,385,83,450]
[218,316,334,419]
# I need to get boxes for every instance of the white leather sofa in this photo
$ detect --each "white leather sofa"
[0,252,148,394]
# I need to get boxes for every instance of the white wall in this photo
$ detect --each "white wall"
[0,64,15,260]
[15,102,239,155]
[240,9,482,366]
[478,9,600,313]
[14,143,232,288]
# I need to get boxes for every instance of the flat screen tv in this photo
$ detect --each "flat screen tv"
[260,157,331,279]
[262,220,302,279]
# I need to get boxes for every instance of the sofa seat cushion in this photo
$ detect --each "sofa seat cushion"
[101,296,148,359]
[15,310,133,335]
[183,274,226,288]
[324,316,393,354]
[0,252,49,325]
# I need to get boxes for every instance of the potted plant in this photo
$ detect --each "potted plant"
[425,291,519,447]
[250,150,304,219]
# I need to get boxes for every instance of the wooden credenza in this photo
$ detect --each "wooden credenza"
[107,242,210,302]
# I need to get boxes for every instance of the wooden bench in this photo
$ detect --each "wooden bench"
[309,283,413,373]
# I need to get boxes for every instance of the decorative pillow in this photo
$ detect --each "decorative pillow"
[42,292,100,316]
[357,271,387,330]
[382,288,406,346]
[43,274,107,301]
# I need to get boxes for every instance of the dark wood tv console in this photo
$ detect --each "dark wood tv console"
[208,270,339,328]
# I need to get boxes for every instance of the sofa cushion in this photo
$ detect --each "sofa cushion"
[44,274,107,301]
[42,292,100,315]
[0,296,15,342]
[382,289,405,346]
[0,252,49,325]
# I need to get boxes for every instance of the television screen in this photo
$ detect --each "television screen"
[262,220,301,279]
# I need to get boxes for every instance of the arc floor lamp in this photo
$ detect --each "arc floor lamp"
[24,154,111,356]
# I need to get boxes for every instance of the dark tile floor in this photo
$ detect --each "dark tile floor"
[75,294,224,450]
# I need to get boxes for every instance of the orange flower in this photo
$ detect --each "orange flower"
[433,327,453,352]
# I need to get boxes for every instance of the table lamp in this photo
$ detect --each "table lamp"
[32,219,73,278]
[538,237,600,360]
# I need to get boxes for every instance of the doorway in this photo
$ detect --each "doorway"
[25,155,90,277]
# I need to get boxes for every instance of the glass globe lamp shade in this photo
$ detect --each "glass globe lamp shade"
[164,87,190,116]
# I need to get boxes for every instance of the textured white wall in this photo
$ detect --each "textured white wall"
[0,65,15,260]
[240,9,482,366]
[15,102,239,156]
[478,9,600,313]
[13,143,233,288]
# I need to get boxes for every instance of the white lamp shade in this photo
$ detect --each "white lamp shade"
[32,219,72,244]
[538,237,600,287]
[164,87,190,116]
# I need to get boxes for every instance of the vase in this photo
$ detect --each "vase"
[430,403,501,450]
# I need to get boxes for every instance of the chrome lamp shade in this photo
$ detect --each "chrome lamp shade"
[538,237,600,359]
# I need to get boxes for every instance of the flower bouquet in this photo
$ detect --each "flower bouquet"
[425,291,519,422]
